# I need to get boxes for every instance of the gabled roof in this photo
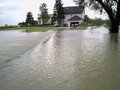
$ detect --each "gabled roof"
[64,6,84,14]
[68,16,83,21]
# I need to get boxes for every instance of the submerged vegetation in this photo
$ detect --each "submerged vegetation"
[0,26,55,32]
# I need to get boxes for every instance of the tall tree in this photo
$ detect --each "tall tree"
[51,6,58,24]
[74,0,120,33]
[53,0,64,26]
[26,12,34,26]
[84,15,90,25]
[40,3,49,24]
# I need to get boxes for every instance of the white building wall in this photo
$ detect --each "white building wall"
[64,12,85,27]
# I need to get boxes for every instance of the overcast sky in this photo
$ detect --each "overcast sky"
[0,0,108,26]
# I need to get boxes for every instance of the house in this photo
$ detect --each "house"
[38,6,85,27]
[63,6,85,27]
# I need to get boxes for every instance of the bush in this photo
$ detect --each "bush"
[64,24,68,27]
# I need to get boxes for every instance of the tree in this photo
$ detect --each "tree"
[74,0,120,33]
[51,6,58,24]
[53,0,64,26]
[25,12,34,26]
[84,15,90,25]
[40,3,49,24]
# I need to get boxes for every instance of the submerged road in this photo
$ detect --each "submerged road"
[0,27,120,90]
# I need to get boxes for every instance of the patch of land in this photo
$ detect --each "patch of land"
[0,26,55,32]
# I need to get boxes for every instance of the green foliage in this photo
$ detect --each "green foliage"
[64,24,68,27]
[80,15,109,27]
[84,15,90,25]
[0,26,17,30]
[39,3,49,24]
[51,7,58,24]
[52,0,64,25]
[89,18,105,26]
[25,12,34,26]
[18,22,27,27]
[33,21,39,26]
[77,18,109,30]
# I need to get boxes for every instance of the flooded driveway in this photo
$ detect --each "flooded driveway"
[0,27,120,90]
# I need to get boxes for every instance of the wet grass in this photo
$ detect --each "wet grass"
[0,26,55,32]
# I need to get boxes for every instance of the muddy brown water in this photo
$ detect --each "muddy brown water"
[0,27,120,90]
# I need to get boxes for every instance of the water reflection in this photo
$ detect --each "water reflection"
[109,33,119,48]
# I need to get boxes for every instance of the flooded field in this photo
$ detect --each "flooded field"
[0,27,120,90]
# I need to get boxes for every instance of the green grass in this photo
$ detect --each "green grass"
[0,26,55,32]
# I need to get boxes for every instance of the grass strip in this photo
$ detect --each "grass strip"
[0,27,55,32]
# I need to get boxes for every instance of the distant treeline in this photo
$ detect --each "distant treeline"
[81,15,110,28]
[0,25,17,29]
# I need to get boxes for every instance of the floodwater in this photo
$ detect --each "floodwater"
[0,27,120,90]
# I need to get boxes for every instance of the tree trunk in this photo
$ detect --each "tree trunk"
[110,20,119,33]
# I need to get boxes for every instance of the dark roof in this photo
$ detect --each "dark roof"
[68,16,82,21]
[64,6,84,14]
